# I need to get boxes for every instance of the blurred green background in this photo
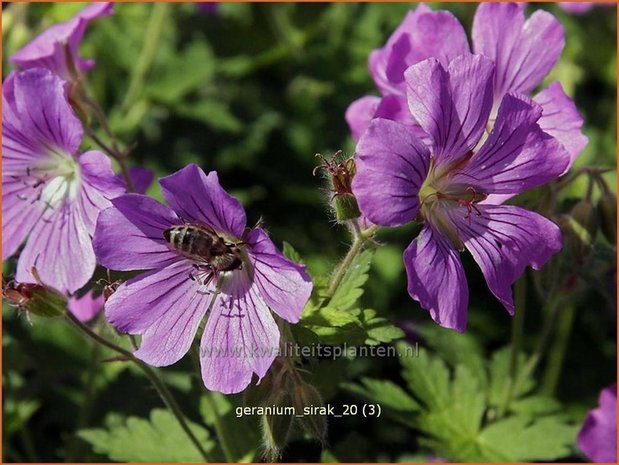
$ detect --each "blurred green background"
[2,2,616,462]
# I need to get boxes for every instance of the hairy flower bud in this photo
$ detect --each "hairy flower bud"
[314,151,361,222]
[3,280,67,318]
[260,391,294,462]
[565,200,598,260]
[334,194,361,221]
[572,199,599,241]
[293,381,327,445]
[597,193,617,244]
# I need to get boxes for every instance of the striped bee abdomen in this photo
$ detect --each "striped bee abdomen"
[164,225,222,260]
[163,224,243,272]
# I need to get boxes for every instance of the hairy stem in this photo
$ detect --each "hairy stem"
[540,302,576,396]
[67,341,101,461]
[65,313,211,462]
[498,276,528,418]
[510,297,565,400]
[189,346,235,463]
[202,390,235,463]
[324,224,378,303]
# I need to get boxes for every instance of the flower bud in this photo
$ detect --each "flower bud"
[3,281,67,318]
[597,193,617,244]
[334,194,361,221]
[292,382,327,445]
[572,199,599,241]
[260,391,294,462]
[314,152,361,222]
[561,200,597,261]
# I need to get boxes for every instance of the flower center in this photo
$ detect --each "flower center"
[418,159,487,250]
[17,147,81,211]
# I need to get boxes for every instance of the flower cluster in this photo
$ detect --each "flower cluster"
[1,2,607,413]
[346,3,585,331]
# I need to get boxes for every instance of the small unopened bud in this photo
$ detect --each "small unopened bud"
[260,392,294,462]
[334,194,361,221]
[597,193,617,244]
[292,382,327,445]
[3,281,66,318]
[560,199,598,262]
[314,152,362,222]
[571,199,598,241]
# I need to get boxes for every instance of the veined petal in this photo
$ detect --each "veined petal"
[105,260,204,336]
[345,95,381,141]
[405,55,494,165]
[15,202,95,293]
[353,118,430,226]
[453,93,570,194]
[94,194,181,271]
[160,164,246,238]
[369,4,469,95]
[11,2,113,76]
[2,178,46,260]
[534,82,588,170]
[246,228,312,323]
[472,3,564,97]
[453,205,562,314]
[133,298,209,367]
[200,275,279,394]
[3,70,82,177]
[77,150,125,233]
[403,224,469,331]
[346,94,427,143]
[13,69,82,154]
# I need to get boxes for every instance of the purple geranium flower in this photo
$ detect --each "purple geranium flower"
[93,164,313,394]
[352,55,568,331]
[11,2,113,79]
[68,290,104,322]
[2,68,124,293]
[578,383,617,462]
[347,3,587,170]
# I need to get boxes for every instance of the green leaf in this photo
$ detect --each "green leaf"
[301,306,359,328]
[282,241,304,264]
[328,249,373,311]
[417,324,487,388]
[176,100,243,133]
[400,345,451,410]
[391,342,576,462]
[488,347,535,408]
[478,415,578,461]
[199,394,261,462]
[344,377,419,413]
[78,409,213,462]
[302,308,403,346]
[3,398,41,437]
[510,395,562,420]
[359,309,404,345]
[147,42,216,103]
